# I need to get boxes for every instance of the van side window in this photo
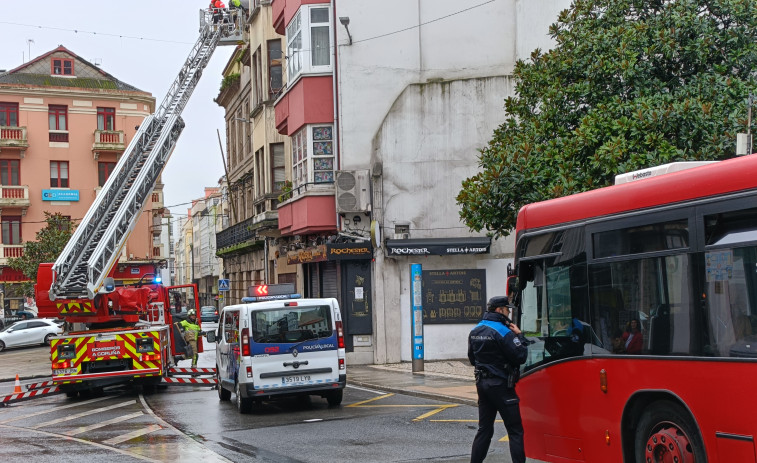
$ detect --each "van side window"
[224,311,237,342]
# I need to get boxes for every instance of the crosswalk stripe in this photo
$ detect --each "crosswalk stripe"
[30,400,134,429]
[0,395,112,424]
[65,411,144,436]
[103,423,162,445]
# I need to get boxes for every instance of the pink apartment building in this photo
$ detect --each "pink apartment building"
[0,46,159,311]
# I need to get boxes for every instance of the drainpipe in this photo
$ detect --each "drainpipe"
[332,0,341,231]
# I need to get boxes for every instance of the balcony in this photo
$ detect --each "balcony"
[92,130,126,159]
[0,126,29,156]
[0,185,30,210]
[216,212,278,257]
[277,183,337,237]
[0,243,23,266]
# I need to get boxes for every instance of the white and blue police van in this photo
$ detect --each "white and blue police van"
[210,283,346,413]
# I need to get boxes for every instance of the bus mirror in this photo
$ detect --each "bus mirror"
[506,275,519,296]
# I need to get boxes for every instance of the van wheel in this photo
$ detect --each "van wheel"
[327,389,343,406]
[634,400,705,463]
[235,381,252,413]
[217,369,231,401]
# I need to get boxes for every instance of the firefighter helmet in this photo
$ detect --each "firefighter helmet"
[187,309,196,317]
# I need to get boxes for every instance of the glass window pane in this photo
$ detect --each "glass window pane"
[49,113,56,130]
[251,305,333,343]
[310,7,329,23]
[311,26,330,66]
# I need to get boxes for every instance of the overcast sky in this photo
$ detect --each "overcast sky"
[0,1,234,220]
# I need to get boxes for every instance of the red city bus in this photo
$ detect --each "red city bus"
[508,155,757,462]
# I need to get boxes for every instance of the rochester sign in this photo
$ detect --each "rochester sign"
[385,237,491,256]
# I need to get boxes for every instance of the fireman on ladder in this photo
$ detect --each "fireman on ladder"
[180,309,202,367]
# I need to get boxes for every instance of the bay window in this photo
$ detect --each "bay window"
[291,125,334,191]
[286,5,332,82]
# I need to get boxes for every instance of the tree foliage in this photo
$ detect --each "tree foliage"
[8,212,75,296]
[457,0,757,237]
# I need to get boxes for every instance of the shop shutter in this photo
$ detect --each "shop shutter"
[321,261,338,298]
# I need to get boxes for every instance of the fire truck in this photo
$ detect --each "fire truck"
[29,8,241,397]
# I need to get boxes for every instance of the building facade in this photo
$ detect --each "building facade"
[215,1,294,306]
[0,46,163,313]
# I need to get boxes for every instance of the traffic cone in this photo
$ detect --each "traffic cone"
[13,374,22,394]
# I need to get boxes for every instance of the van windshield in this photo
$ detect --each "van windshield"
[251,305,333,343]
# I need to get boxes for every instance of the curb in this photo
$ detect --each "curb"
[347,379,478,407]
[0,374,51,383]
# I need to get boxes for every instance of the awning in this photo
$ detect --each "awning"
[385,237,491,256]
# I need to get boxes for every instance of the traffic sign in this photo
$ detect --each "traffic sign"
[218,279,230,292]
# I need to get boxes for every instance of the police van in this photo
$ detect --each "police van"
[210,284,346,413]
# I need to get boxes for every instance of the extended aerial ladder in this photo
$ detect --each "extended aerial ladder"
[49,9,242,301]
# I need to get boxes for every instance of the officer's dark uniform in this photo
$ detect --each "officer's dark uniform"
[468,297,529,463]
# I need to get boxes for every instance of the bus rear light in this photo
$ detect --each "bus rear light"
[339,358,345,371]
[336,321,345,349]
[241,328,250,356]
[599,369,607,393]
[246,366,252,378]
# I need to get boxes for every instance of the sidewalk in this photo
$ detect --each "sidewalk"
[348,360,478,407]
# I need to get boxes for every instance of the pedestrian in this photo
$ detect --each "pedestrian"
[180,309,202,367]
[468,296,529,463]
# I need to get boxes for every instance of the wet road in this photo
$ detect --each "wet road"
[0,324,518,462]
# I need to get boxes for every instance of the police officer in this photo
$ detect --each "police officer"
[468,296,529,463]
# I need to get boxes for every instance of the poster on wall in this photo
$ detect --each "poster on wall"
[421,269,486,324]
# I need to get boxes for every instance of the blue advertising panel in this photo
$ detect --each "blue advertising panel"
[42,189,80,201]
[411,263,424,360]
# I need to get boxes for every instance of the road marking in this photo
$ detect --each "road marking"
[103,423,162,445]
[346,384,388,395]
[30,400,134,429]
[346,393,394,407]
[0,395,112,424]
[412,404,458,421]
[0,423,160,462]
[65,411,144,436]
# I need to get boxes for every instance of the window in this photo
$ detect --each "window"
[0,102,18,127]
[291,125,334,190]
[97,107,116,131]
[2,216,21,245]
[98,162,116,187]
[253,47,263,107]
[268,39,283,97]
[51,58,74,76]
[50,161,69,188]
[0,160,20,185]
[251,305,333,343]
[592,219,689,259]
[286,6,332,82]
[271,143,285,191]
[48,105,68,142]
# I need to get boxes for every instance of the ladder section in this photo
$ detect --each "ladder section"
[50,9,240,300]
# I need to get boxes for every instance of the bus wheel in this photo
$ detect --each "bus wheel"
[634,401,705,463]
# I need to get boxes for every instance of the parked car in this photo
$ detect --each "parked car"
[0,318,63,352]
[200,306,219,323]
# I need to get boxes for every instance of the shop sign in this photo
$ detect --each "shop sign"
[327,243,373,260]
[287,244,328,265]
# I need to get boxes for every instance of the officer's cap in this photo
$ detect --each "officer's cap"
[486,296,509,311]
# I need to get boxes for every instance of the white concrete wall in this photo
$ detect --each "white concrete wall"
[335,0,570,363]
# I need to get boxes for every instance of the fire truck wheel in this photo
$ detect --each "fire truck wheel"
[65,390,78,398]
[634,400,705,463]
[217,370,231,401]
[235,381,252,413]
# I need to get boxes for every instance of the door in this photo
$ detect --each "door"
[341,260,373,351]
[4,321,29,347]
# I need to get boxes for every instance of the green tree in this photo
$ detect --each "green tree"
[457,0,757,237]
[8,212,75,296]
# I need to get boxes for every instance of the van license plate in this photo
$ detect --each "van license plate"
[282,375,311,383]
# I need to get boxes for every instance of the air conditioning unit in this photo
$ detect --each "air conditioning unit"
[336,170,370,214]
